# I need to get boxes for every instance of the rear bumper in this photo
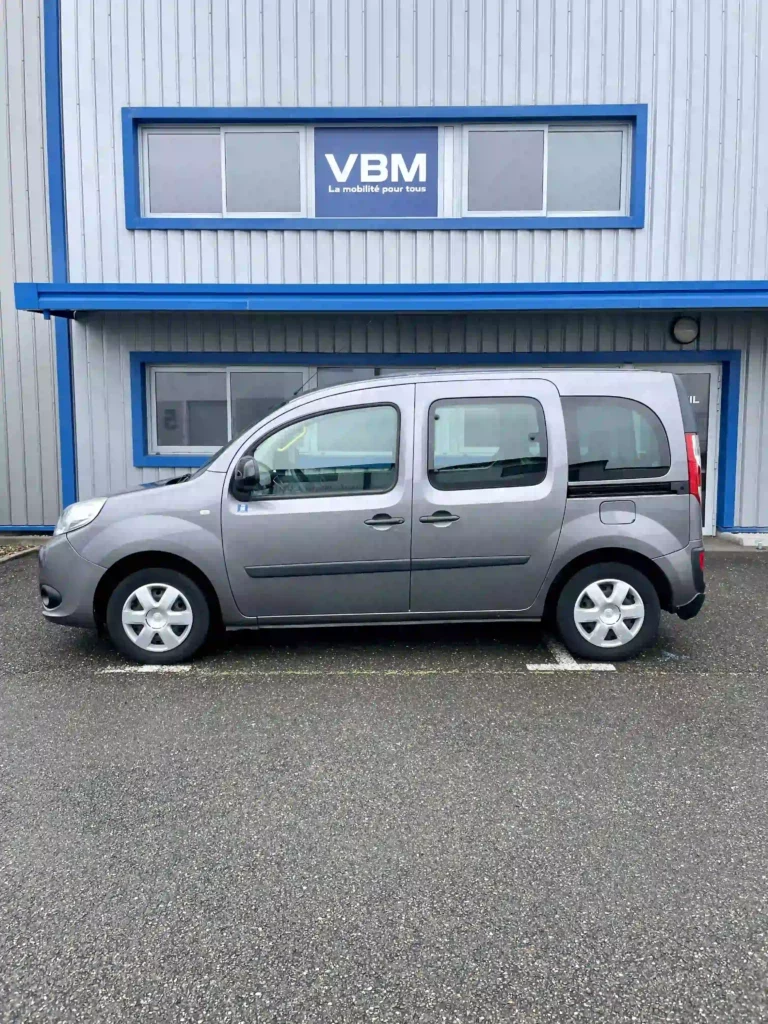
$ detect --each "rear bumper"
[653,542,705,615]
[38,534,105,628]
[677,591,706,620]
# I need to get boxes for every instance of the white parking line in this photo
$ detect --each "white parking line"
[97,666,463,676]
[97,643,615,676]
[526,637,616,672]
[100,664,193,674]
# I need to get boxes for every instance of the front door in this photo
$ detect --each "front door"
[410,378,568,614]
[222,384,414,622]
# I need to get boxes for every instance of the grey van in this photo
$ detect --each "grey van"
[39,370,705,664]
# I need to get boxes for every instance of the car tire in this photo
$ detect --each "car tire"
[555,561,660,662]
[105,567,211,664]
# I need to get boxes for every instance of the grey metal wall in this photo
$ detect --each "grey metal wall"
[59,0,768,286]
[69,310,768,528]
[0,0,60,527]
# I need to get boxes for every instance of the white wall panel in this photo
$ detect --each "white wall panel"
[0,0,60,526]
[59,0,768,286]
[71,310,768,531]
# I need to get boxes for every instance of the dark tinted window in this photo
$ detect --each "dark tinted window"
[429,398,547,491]
[563,396,671,481]
[252,405,398,498]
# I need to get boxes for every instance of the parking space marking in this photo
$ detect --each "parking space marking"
[97,666,466,676]
[101,664,193,674]
[526,637,616,672]
[97,655,618,677]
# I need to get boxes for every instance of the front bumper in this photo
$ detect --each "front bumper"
[38,534,105,628]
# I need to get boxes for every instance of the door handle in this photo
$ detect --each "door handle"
[419,510,460,526]
[364,513,405,530]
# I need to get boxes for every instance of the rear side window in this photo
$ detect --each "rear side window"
[563,396,671,481]
[429,398,548,490]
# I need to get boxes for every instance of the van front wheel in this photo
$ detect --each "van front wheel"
[105,568,211,664]
[555,562,660,662]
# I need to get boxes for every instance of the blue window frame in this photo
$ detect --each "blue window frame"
[123,105,648,232]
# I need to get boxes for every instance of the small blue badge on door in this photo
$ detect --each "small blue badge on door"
[236,503,249,513]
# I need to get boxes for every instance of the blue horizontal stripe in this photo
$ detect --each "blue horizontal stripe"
[0,524,54,533]
[16,280,768,315]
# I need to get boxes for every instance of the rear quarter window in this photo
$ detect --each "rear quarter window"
[562,396,671,481]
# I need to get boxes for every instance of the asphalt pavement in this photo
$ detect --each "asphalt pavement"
[0,550,766,1023]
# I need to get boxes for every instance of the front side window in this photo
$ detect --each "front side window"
[563,396,671,481]
[429,398,548,491]
[250,405,399,498]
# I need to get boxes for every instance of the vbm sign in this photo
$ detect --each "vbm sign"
[314,126,438,217]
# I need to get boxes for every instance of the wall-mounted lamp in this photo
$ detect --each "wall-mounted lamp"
[671,316,700,345]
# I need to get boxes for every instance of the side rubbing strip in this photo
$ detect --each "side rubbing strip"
[412,555,529,571]
[245,559,410,579]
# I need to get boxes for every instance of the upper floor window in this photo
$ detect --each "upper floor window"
[464,124,628,216]
[130,109,642,227]
[143,126,308,218]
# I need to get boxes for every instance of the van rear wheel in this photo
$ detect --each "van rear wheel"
[555,562,660,662]
[105,568,211,664]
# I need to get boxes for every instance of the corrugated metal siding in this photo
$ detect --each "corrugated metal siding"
[0,0,60,526]
[59,0,768,286]
[70,309,768,529]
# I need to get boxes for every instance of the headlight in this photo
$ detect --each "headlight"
[53,497,107,536]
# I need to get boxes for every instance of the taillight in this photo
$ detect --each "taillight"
[686,432,702,503]
[699,550,705,573]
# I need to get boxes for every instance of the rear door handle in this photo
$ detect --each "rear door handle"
[364,513,405,530]
[419,510,460,525]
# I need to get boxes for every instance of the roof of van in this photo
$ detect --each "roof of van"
[289,367,678,402]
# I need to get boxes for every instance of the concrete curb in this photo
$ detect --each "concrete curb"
[0,546,40,564]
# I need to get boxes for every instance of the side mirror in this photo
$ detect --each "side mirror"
[232,456,272,498]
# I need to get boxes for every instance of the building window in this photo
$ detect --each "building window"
[147,364,415,455]
[136,116,634,223]
[562,396,671,481]
[142,126,309,218]
[153,369,228,448]
[145,131,222,214]
[546,128,625,212]
[465,128,545,213]
[462,123,629,217]
[428,397,548,491]
[149,366,310,454]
